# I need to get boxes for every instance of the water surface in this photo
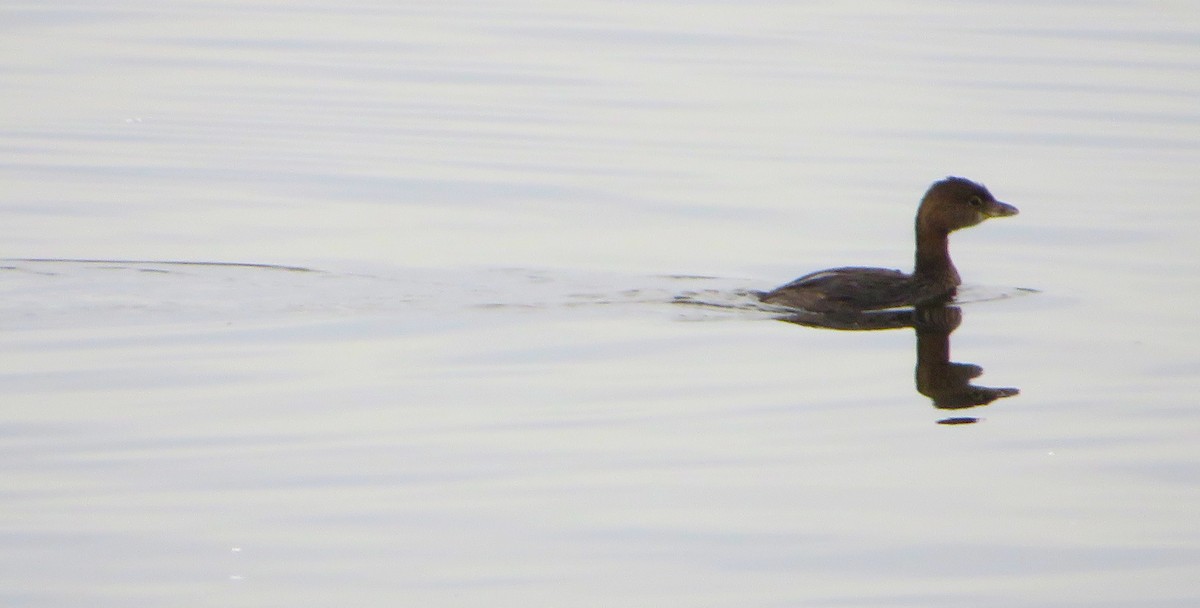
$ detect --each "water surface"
[2,2,1199,607]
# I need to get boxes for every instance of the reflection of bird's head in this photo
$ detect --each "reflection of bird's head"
[933,386,1020,410]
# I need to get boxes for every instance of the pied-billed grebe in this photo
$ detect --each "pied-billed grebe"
[759,177,1018,312]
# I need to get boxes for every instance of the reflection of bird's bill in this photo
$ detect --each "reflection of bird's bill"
[937,417,980,425]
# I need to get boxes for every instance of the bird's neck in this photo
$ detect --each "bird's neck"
[913,225,960,287]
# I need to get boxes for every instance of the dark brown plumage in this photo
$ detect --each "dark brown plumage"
[759,177,1018,313]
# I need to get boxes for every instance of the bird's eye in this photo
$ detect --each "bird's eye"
[967,196,983,208]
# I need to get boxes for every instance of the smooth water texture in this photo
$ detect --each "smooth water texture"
[2,2,1200,607]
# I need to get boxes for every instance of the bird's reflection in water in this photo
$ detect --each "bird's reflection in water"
[778,304,1019,424]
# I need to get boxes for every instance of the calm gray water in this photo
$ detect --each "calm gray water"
[3,2,1200,607]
